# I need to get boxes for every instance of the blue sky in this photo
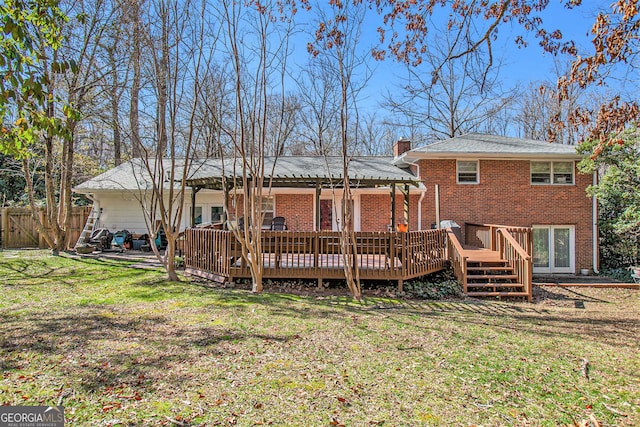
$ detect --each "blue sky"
[292,1,604,115]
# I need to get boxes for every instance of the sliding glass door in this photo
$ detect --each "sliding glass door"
[533,226,575,273]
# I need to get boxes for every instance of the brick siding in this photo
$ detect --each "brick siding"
[275,194,314,231]
[419,158,594,271]
[360,193,421,231]
[226,157,594,271]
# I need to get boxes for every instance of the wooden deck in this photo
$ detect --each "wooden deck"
[184,225,534,299]
[184,229,448,290]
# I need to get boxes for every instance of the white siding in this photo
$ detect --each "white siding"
[181,190,226,227]
[91,189,225,234]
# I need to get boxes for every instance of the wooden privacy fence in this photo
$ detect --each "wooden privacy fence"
[184,229,448,290]
[0,206,91,249]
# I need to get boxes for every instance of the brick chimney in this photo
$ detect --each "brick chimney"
[393,138,411,158]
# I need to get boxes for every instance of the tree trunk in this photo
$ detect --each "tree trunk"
[59,120,75,250]
[108,47,122,165]
[164,235,179,281]
[129,0,142,158]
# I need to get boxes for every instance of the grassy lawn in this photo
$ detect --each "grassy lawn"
[0,250,638,426]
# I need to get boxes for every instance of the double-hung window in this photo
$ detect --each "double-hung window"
[531,161,574,185]
[457,160,479,184]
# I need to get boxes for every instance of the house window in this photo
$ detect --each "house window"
[457,160,479,184]
[261,195,275,227]
[531,161,574,185]
[190,206,203,225]
[211,206,223,223]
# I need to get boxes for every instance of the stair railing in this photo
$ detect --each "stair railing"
[496,228,533,301]
[446,228,468,294]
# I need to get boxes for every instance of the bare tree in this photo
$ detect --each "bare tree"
[295,58,342,156]
[384,18,513,141]
[99,1,131,166]
[356,112,396,156]
[126,0,214,281]
[16,0,116,253]
[192,67,230,159]
[515,59,601,144]
[307,0,374,299]
[216,0,297,293]
[127,0,144,159]
[366,0,640,153]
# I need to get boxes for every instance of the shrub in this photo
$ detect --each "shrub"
[600,267,634,283]
[403,269,463,299]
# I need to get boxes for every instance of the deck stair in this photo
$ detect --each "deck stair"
[465,258,528,297]
[75,205,102,248]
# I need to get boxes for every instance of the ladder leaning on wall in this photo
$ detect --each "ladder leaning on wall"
[75,205,102,248]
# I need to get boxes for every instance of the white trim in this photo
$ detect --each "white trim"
[532,225,576,274]
[318,190,361,231]
[399,152,582,163]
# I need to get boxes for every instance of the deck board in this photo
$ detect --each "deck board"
[461,247,503,262]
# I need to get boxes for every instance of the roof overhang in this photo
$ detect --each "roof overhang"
[187,175,422,190]
[186,156,421,190]
[394,152,582,166]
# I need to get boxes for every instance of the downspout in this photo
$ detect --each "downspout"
[592,171,599,274]
[417,191,426,230]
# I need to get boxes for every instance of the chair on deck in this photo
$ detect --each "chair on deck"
[270,216,287,231]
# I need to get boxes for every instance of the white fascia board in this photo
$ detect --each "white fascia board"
[403,152,582,161]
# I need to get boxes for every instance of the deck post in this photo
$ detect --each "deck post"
[315,182,321,231]
[397,279,403,293]
[402,184,410,228]
[190,186,202,227]
[390,184,396,229]
[222,181,230,226]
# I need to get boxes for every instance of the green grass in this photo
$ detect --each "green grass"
[1,250,638,426]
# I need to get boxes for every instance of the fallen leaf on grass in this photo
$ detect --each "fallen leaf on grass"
[102,402,122,412]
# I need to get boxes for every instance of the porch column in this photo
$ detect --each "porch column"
[315,181,321,231]
[390,183,396,230]
[190,186,202,227]
[222,180,230,227]
[401,184,410,228]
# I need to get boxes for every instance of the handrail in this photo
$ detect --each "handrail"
[445,228,467,293]
[497,228,531,261]
[466,222,512,229]
[446,227,465,254]
[465,222,532,255]
[497,227,532,301]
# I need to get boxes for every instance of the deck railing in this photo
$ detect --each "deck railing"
[184,229,448,287]
[496,227,533,301]
[465,223,532,255]
[446,228,468,293]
